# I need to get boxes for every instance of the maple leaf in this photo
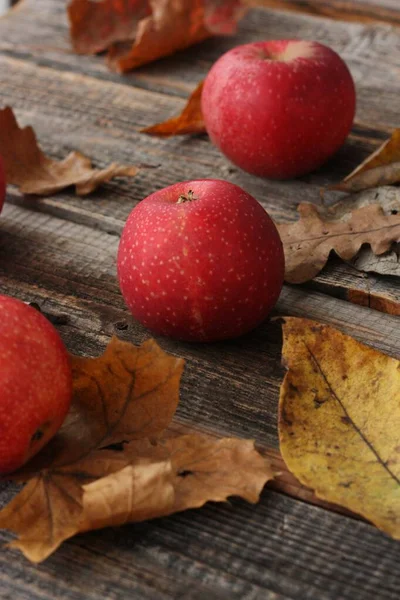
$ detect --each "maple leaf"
[328,129,400,193]
[0,107,139,196]
[0,337,184,562]
[279,317,400,540]
[68,0,247,73]
[141,81,206,137]
[277,202,400,284]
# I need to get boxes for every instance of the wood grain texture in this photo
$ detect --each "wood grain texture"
[249,0,400,26]
[1,478,400,600]
[1,2,400,598]
[0,2,399,316]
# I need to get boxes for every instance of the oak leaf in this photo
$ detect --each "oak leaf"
[328,129,400,193]
[0,107,139,196]
[68,0,247,73]
[277,202,400,283]
[0,337,184,562]
[142,81,206,137]
[279,317,400,539]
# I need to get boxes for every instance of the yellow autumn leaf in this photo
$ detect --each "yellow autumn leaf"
[279,317,400,539]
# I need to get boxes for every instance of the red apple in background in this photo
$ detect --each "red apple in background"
[0,295,72,474]
[0,155,5,214]
[117,179,284,342]
[202,40,356,179]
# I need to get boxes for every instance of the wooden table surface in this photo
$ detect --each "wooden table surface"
[0,1,399,598]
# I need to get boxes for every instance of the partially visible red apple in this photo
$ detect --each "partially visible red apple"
[0,295,72,474]
[0,155,5,214]
[202,40,356,179]
[117,179,284,342]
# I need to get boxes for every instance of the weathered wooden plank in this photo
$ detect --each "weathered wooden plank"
[1,7,399,318]
[1,208,400,600]
[2,472,400,600]
[251,0,400,27]
[1,0,400,120]
[310,258,399,316]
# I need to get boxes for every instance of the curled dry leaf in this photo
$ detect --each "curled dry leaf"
[142,81,206,137]
[279,317,400,539]
[79,435,273,533]
[352,245,400,277]
[68,0,151,54]
[68,0,247,73]
[277,202,400,284]
[0,337,184,562]
[327,186,400,279]
[328,129,400,193]
[0,107,139,196]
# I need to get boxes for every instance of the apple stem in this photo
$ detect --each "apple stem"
[177,189,197,204]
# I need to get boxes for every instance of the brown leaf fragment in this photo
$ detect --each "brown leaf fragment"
[0,338,183,562]
[328,129,400,193]
[0,434,272,562]
[0,107,139,196]
[277,202,400,283]
[141,81,206,137]
[69,0,246,73]
[279,317,400,539]
[79,434,273,533]
[68,0,151,54]
[0,451,129,562]
[17,337,184,474]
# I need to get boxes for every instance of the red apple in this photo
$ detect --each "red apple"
[117,179,284,342]
[0,155,5,214]
[201,40,356,179]
[0,295,72,474]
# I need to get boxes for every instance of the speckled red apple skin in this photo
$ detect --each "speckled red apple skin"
[0,295,72,474]
[0,156,5,214]
[117,180,284,342]
[202,40,356,179]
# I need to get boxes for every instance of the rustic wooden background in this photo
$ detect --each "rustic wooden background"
[0,1,399,598]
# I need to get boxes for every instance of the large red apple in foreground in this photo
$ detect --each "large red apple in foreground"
[202,40,356,179]
[0,156,5,214]
[118,180,284,342]
[0,295,72,474]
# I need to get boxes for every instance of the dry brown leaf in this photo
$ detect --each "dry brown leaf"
[328,129,400,193]
[277,202,400,283]
[0,107,139,196]
[44,435,272,550]
[0,337,183,562]
[68,0,151,54]
[1,433,272,562]
[326,187,400,279]
[141,81,206,137]
[279,317,400,539]
[68,0,247,73]
[0,335,272,564]
[0,451,129,562]
[17,337,184,474]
